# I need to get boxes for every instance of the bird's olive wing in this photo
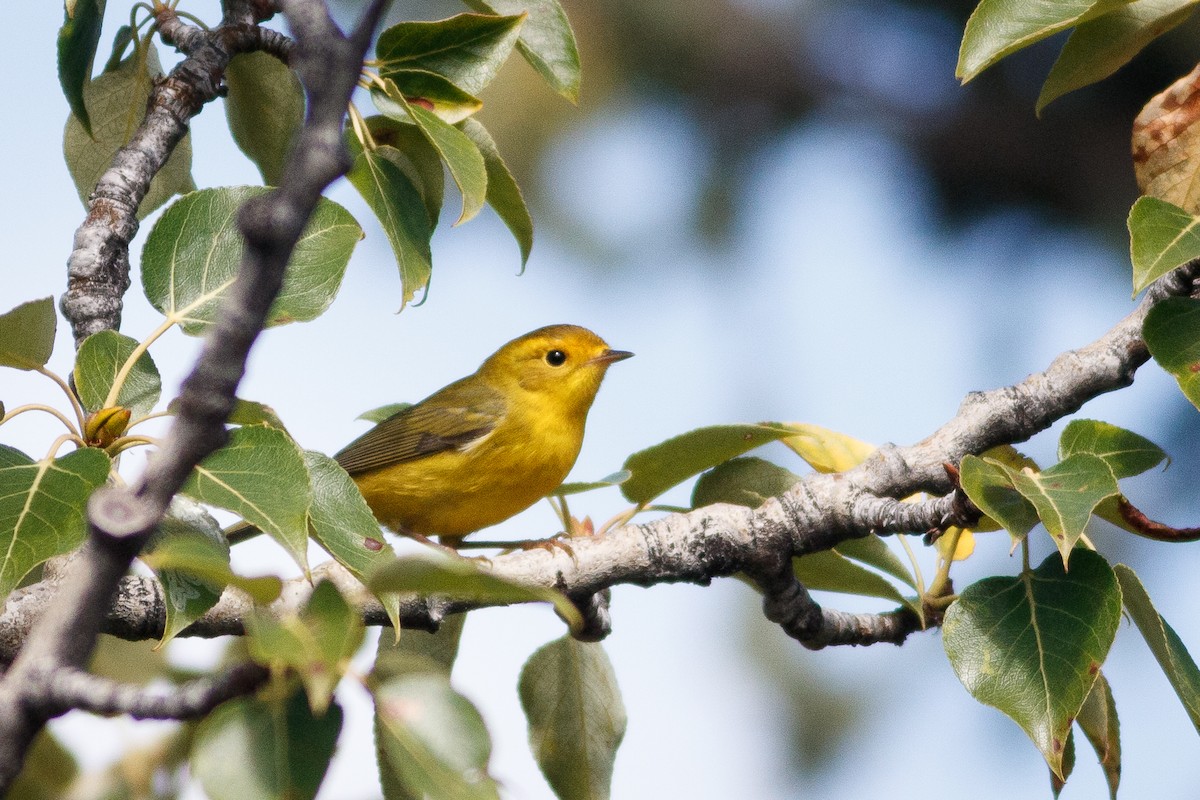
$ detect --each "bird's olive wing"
[334,377,505,475]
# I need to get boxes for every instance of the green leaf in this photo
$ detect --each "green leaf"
[1113,564,1200,733]
[141,186,362,335]
[1076,671,1121,799]
[374,673,500,800]
[793,550,915,611]
[835,535,917,590]
[228,398,288,430]
[519,637,626,800]
[63,41,195,218]
[143,499,230,646]
[369,553,583,634]
[73,330,160,417]
[101,24,133,73]
[192,689,342,800]
[1129,195,1200,295]
[1037,0,1199,112]
[356,116,445,227]
[1007,453,1120,563]
[9,731,79,800]
[357,402,413,423]
[960,454,1041,540]
[1052,729,1076,798]
[246,581,364,714]
[957,0,1130,83]
[57,0,106,138]
[554,470,632,497]
[375,90,487,225]
[140,516,282,606]
[345,144,434,309]
[374,615,466,798]
[180,425,312,573]
[460,118,533,267]
[376,13,525,96]
[620,423,798,505]
[225,52,305,185]
[374,71,484,124]
[1144,296,1200,409]
[0,298,56,370]
[0,447,111,605]
[464,0,582,103]
[1058,419,1167,478]
[0,446,33,469]
[943,549,1121,778]
[304,451,402,630]
[690,456,800,510]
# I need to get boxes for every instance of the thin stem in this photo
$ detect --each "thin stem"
[103,317,174,409]
[897,533,925,597]
[34,367,85,430]
[0,404,81,437]
[45,434,86,460]
[926,527,962,599]
[1021,536,1032,573]
[106,435,158,457]
[127,409,173,430]
[347,101,374,150]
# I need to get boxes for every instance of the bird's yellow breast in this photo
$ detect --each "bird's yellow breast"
[352,393,585,537]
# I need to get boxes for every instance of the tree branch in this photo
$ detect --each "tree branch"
[0,0,391,789]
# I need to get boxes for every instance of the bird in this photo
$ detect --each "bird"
[334,324,632,546]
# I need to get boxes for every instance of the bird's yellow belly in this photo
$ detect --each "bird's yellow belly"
[352,427,580,537]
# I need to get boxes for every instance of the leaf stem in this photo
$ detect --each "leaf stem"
[106,435,159,457]
[45,433,86,460]
[34,366,85,430]
[103,317,174,409]
[0,404,82,437]
[897,533,926,598]
[926,527,962,600]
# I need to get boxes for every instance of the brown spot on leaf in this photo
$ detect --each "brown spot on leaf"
[364,537,384,551]
[1053,737,1063,753]
[406,96,435,111]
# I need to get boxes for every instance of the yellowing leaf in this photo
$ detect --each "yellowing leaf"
[936,526,976,562]
[782,423,875,473]
[1134,62,1200,213]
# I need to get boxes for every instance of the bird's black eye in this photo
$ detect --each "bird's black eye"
[545,349,567,366]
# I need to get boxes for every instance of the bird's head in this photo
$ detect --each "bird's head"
[479,324,633,414]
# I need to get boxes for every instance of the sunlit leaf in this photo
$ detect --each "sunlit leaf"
[345,142,433,309]
[461,118,533,267]
[73,330,160,417]
[0,298,56,371]
[782,422,875,473]
[304,451,402,630]
[464,0,581,102]
[370,553,583,633]
[1038,0,1198,112]
[63,41,195,218]
[1006,453,1119,563]
[376,13,525,95]
[1114,564,1200,733]
[943,549,1121,778]
[1134,62,1200,213]
[225,52,304,185]
[1144,296,1200,410]
[1076,671,1121,799]
[192,689,341,800]
[1058,418,1167,478]
[1128,196,1200,294]
[958,454,1039,539]
[957,0,1129,83]
[142,186,362,335]
[374,673,500,800]
[57,0,106,137]
[519,637,626,800]
[0,447,111,605]
[621,423,797,505]
[247,580,364,714]
[373,89,487,225]
[373,71,484,124]
[554,470,632,496]
[180,425,312,573]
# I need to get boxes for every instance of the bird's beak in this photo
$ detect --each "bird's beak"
[590,348,634,366]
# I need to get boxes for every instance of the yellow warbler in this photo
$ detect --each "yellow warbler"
[335,324,632,543]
